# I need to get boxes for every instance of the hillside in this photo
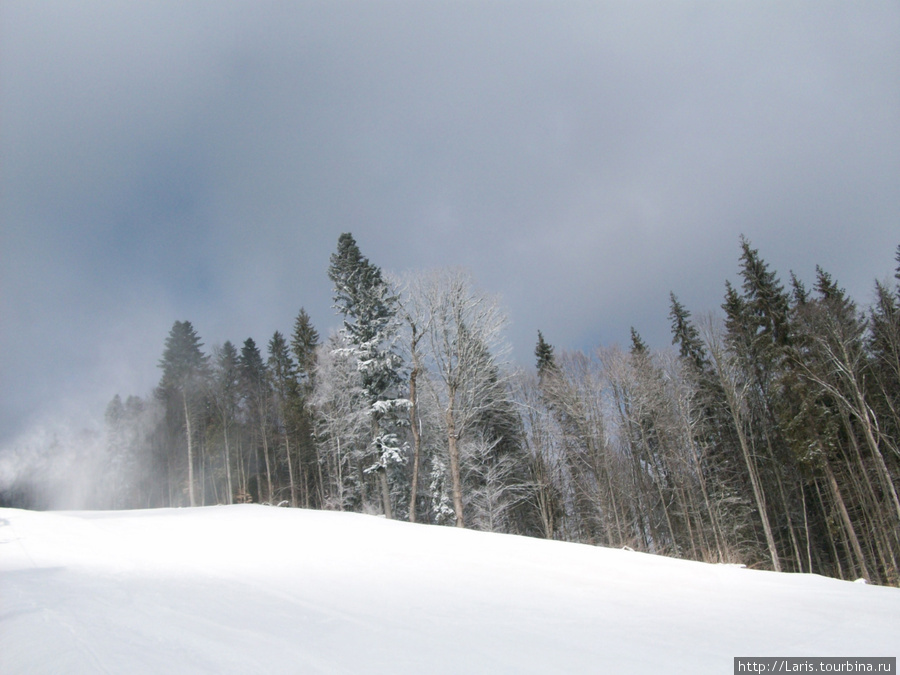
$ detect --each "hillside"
[1,505,898,673]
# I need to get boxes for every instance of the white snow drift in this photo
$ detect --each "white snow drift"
[1,505,898,674]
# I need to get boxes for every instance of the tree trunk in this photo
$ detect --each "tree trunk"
[183,391,196,507]
[705,327,781,571]
[823,458,869,581]
[261,429,273,504]
[284,433,297,507]
[447,390,465,528]
[200,435,206,505]
[815,478,845,579]
[223,422,233,504]
[315,441,326,508]
[379,469,393,520]
[855,386,900,528]
[730,407,781,571]
[408,362,422,523]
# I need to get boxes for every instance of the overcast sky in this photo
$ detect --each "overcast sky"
[1,1,898,446]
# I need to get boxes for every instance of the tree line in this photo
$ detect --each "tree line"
[89,234,900,585]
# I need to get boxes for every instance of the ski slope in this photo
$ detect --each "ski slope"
[1,505,897,673]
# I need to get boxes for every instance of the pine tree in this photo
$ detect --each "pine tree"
[327,233,406,518]
[239,338,273,504]
[268,331,300,507]
[789,272,810,308]
[629,327,648,356]
[798,268,900,552]
[870,279,900,473]
[535,331,557,377]
[726,239,803,572]
[667,300,733,562]
[291,307,321,507]
[738,236,791,355]
[464,330,533,534]
[669,293,707,371]
[784,279,870,580]
[895,244,900,289]
[157,320,209,507]
[291,308,320,394]
[704,313,782,571]
[211,341,240,503]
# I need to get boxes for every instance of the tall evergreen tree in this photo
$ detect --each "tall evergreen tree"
[870,279,900,467]
[291,308,320,394]
[327,233,406,518]
[239,338,273,503]
[629,327,648,356]
[669,293,707,371]
[291,307,321,507]
[535,331,557,377]
[157,320,209,507]
[709,297,783,571]
[895,244,900,289]
[799,269,900,540]
[269,331,300,507]
[726,239,804,571]
[211,341,240,504]
[738,236,791,356]
[465,331,534,534]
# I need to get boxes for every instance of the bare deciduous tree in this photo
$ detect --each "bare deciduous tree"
[421,268,510,528]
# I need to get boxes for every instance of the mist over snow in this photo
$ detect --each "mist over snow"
[2,505,898,673]
[2,3,898,471]
[0,412,107,511]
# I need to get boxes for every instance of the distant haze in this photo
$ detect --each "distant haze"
[1,1,898,445]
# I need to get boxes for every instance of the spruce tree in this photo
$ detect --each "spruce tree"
[668,293,707,371]
[239,338,273,503]
[870,280,900,468]
[535,330,557,377]
[789,272,810,308]
[466,331,533,534]
[738,236,791,353]
[895,244,900,290]
[211,341,240,503]
[629,327,648,356]
[806,268,900,534]
[157,320,209,507]
[327,233,403,401]
[291,308,320,394]
[291,307,321,506]
[327,233,406,518]
[268,331,300,507]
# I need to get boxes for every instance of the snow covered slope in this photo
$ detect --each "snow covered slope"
[1,505,897,674]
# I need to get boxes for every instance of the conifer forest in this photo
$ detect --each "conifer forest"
[16,234,900,587]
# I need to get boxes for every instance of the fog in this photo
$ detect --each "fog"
[0,413,105,510]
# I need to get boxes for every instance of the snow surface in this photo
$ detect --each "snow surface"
[1,505,898,674]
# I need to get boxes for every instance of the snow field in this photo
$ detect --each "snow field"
[1,504,898,674]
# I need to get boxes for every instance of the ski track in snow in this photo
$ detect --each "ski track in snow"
[1,504,898,674]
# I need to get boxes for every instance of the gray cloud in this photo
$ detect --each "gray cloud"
[2,1,898,445]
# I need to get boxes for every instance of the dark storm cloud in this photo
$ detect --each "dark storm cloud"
[1,1,898,444]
